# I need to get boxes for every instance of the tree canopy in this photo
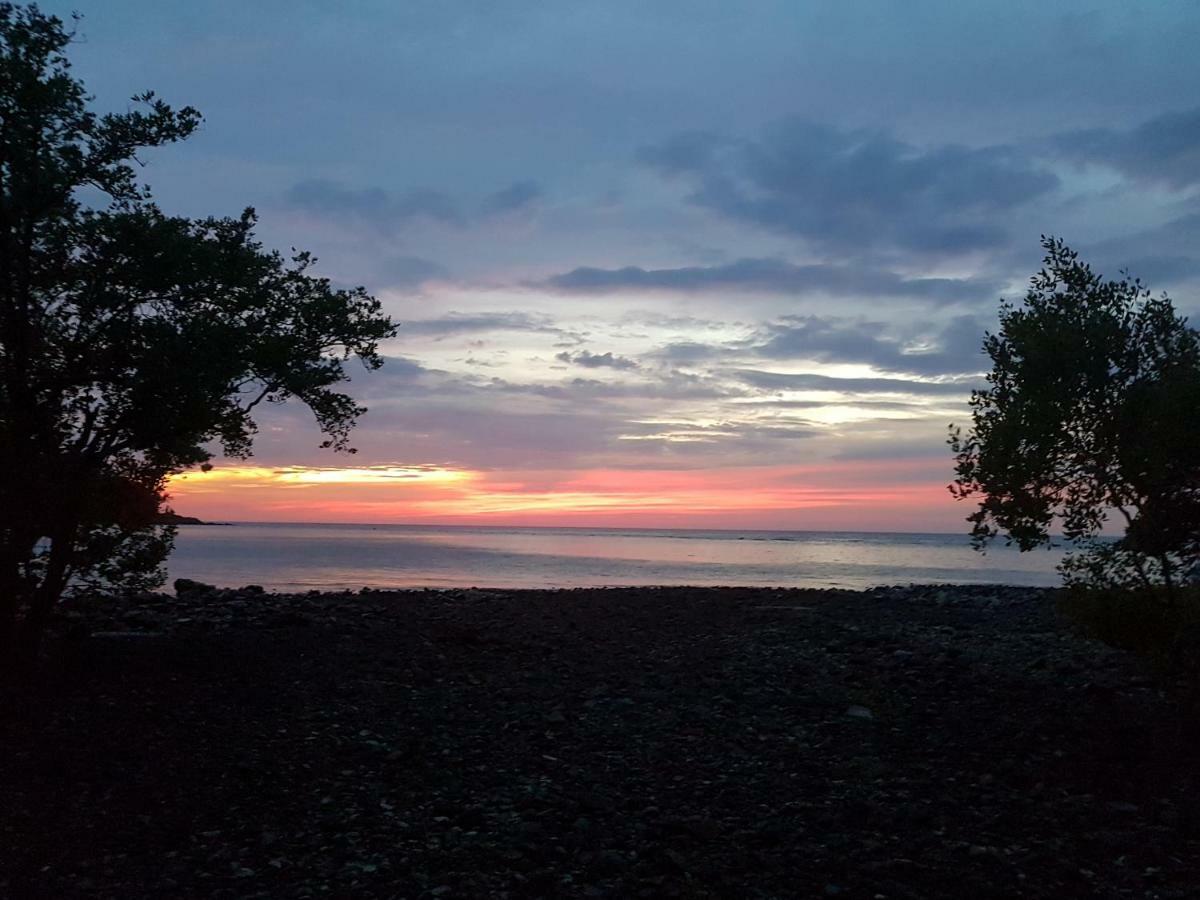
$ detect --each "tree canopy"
[950,237,1200,591]
[0,3,397,663]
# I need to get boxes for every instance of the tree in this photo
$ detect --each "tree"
[0,4,397,666]
[950,237,1200,592]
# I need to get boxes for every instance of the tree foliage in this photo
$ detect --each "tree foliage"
[0,4,397,663]
[950,237,1200,590]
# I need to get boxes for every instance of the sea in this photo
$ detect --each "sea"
[166,523,1067,592]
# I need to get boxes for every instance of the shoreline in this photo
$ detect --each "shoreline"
[4,584,1197,897]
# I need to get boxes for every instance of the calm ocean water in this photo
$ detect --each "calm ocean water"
[166,523,1066,592]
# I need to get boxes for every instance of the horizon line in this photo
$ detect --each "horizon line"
[189,519,988,538]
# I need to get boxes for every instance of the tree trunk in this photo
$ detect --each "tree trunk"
[1160,553,1178,607]
[16,523,76,671]
[0,585,17,677]
[0,543,28,678]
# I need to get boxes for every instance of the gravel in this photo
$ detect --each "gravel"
[2,583,1197,898]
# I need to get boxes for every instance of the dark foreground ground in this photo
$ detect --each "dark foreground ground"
[2,584,1198,899]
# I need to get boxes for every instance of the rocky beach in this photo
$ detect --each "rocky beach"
[2,583,1197,898]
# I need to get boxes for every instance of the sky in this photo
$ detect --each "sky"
[46,1,1200,530]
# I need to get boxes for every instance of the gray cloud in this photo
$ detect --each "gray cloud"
[400,311,567,338]
[545,257,997,304]
[378,255,448,287]
[1053,107,1200,188]
[639,119,1058,255]
[732,369,980,397]
[756,314,988,376]
[483,180,543,215]
[286,179,464,230]
[499,372,735,403]
[649,341,733,365]
[376,355,429,381]
[1081,210,1200,290]
[555,349,639,370]
[618,418,820,447]
[363,404,623,467]
[744,398,931,412]
[640,315,989,377]
[1117,255,1200,286]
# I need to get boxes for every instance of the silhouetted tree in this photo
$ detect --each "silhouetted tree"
[0,5,396,667]
[950,237,1200,592]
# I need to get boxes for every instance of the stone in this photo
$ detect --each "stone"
[174,578,216,595]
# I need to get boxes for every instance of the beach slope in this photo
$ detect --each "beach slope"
[2,584,1196,898]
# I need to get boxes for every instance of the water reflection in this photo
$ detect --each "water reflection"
[165,523,1067,592]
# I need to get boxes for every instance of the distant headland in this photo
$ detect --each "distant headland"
[154,512,210,526]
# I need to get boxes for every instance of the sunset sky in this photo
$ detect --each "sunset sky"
[51,1,1200,529]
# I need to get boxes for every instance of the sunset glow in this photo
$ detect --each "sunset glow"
[168,459,958,531]
[63,1,1197,533]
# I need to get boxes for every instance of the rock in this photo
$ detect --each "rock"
[845,705,874,720]
[592,850,627,874]
[684,817,721,841]
[90,631,165,640]
[174,578,216,596]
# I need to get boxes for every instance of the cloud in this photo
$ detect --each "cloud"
[638,119,1058,255]
[755,314,988,376]
[378,255,448,287]
[732,368,980,397]
[483,179,543,215]
[365,405,626,468]
[555,349,639,370]
[1080,210,1200,291]
[617,418,820,447]
[650,341,732,365]
[286,179,464,230]
[376,355,429,381]
[1117,255,1200,286]
[544,257,997,304]
[1053,107,1200,188]
[399,311,567,338]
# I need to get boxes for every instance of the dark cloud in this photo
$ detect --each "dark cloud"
[555,349,639,370]
[400,312,566,338]
[378,255,448,287]
[363,405,622,467]
[286,179,464,230]
[744,398,930,412]
[732,368,980,397]
[545,257,997,304]
[639,119,1058,255]
[638,131,730,172]
[1053,107,1200,188]
[1081,210,1200,290]
[650,341,731,365]
[831,428,960,462]
[498,372,735,403]
[376,355,429,381]
[483,180,543,215]
[1118,255,1200,286]
[756,314,987,376]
